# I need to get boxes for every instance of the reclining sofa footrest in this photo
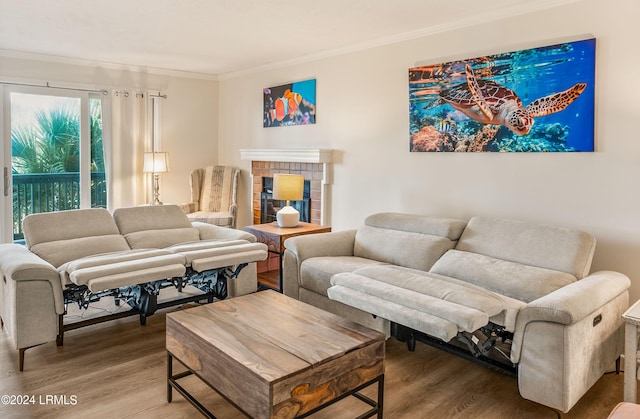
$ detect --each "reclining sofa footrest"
[328,284,458,341]
[328,267,509,343]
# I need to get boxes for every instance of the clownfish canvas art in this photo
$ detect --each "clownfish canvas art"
[263,79,316,127]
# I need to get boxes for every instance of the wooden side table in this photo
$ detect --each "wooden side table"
[622,300,640,402]
[244,222,331,292]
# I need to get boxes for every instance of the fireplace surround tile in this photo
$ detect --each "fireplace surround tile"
[250,161,324,225]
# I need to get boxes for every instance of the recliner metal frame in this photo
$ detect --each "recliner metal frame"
[54,263,247,347]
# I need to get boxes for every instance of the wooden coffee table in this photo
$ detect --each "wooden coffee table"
[166,291,385,418]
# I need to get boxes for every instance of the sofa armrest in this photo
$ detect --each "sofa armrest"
[0,244,64,314]
[512,271,629,412]
[282,229,356,298]
[192,221,256,242]
[517,271,630,325]
[511,270,630,360]
[285,229,357,261]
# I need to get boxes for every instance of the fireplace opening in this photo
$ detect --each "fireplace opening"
[261,176,311,224]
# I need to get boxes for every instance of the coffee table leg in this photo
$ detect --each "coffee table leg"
[377,374,384,418]
[167,352,173,403]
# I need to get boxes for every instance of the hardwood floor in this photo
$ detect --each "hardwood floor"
[0,301,626,419]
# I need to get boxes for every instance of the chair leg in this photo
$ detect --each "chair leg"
[19,347,25,371]
[56,314,65,346]
[18,344,45,371]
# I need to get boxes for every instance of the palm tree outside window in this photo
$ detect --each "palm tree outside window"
[7,88,106,242]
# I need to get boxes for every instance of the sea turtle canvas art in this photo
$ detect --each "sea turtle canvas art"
[409,38,595,152]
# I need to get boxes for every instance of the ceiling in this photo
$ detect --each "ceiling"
[0,0,578,78]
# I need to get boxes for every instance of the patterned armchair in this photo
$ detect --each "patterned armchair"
[179,165,240,228]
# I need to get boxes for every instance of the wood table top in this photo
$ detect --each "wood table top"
[166,291,384,383]
[244,221,331,238]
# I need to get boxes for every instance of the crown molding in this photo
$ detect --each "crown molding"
[0,49,219,81]
[219,0,582,80]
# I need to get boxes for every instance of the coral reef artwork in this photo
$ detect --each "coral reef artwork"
[263,79,316,127]
[409,38,595,152]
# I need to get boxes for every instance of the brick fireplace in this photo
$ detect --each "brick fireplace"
[240,149,334,226]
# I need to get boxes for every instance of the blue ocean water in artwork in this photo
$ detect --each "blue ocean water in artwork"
[409,39,596,152]
[292,79,316,105]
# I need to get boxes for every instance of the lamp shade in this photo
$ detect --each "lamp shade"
[272,173,304,201]
[143,152,169,173]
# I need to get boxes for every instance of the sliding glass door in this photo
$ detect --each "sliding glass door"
[1,86,106,243]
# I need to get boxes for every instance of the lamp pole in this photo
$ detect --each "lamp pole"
[152,172,162,205]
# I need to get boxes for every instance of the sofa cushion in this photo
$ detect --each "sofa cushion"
[354,226,458,272]
[392,265,525,331]
[300,256,386,296]
[23,208,120,247]
[455,216,596,279]
[349,265,505,318]
[113,205,192,233]
[122,228,200,249]
[328,265,508,341]
[353,213,467,272]
[364,212,467,240]
[168,239,248,260]
[192,222,257,242]
[113,205,201,249]
[328,285,459,341]
[167,239,267,271]
[355,264,525,331]
[30,235,130,269]
[23,208,131,268]
[62,249,186,292]
[430,250,577,303]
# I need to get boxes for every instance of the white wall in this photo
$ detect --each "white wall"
[2,0,638,301]
[217,0,640,301]
[0,55,219,206]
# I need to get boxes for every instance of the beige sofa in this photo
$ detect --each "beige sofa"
[0,205,267,370]
[283,212,630,413]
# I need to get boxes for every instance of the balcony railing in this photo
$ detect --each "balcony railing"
[12,172,107,241]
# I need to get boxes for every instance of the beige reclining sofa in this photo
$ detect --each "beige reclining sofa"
[283,212,630,413]
[0,205,267,371]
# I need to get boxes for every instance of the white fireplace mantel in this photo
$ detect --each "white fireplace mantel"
[240,148,333,164]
